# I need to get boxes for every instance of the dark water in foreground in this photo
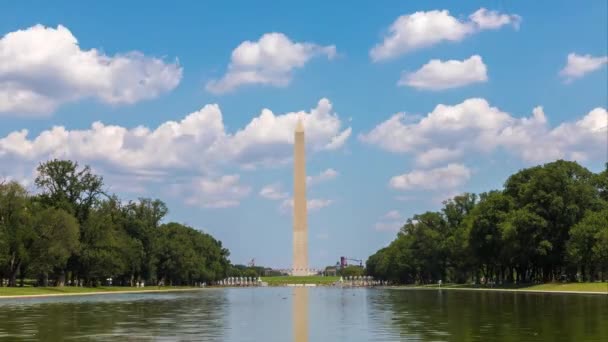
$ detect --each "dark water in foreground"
[0,288,606,341]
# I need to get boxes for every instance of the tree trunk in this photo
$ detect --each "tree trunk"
[8,261,20,287]
[57,270,66,287]
[516,267,523,284]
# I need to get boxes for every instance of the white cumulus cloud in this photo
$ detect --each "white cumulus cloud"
[560,53,608,82]
[0,98,350,172]
[390,164,471,190]
[0,98,350,209]
[415,148,463,167]
[259,183,288,200]
[179,175,251,209]
[360,98,607,164]
[280,198,333,213]
[0,24,182,115]
[469,8,522,30]
[370,8,520,61]
[399,55,488,90]
[206,32,336,94]
[307,168,339,186]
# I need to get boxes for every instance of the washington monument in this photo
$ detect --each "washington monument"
[292,119,308,276]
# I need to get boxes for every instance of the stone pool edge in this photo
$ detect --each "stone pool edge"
[0,287,209,300]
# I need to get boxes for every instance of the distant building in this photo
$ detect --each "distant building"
[324,266,338,276]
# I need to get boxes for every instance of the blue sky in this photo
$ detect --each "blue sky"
[1,1,607,269]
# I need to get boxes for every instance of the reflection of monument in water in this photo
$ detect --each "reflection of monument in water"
[293,287,309,342]
[292,119,309,275]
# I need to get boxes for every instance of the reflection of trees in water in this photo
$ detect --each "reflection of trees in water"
[0,291,228,341]
[370,290,608,341]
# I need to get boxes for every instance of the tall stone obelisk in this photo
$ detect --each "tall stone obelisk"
[293,119,308,276]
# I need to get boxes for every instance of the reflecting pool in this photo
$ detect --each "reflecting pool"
[0,288,606,341]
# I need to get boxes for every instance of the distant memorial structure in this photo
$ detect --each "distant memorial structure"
[292,119,309,276]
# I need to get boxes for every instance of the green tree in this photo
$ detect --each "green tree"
[123,198,168,283]
[30,207,79,286]
[468,191,511,283]
[504,160,598,281]
[442,193,477,283]
[400,212,447,283]
[567,208,608,281]
[595,224,608,281]
[0,181,33,286]
[367,160,605,285]
[366,247,392,280]
[155,223,229,285]
[341,265,365,277]
[34,160,106,285]
[80,198,143,286]
[442,193,477,228]
[35,159,105,224]
[2,160,236,288]
[594,164,608,202]
[501,209,549,283]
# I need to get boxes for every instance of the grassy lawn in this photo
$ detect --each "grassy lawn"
[0,286,199,297]
[262,276,340,285]
[400,282,608,293]
[524,282,608,292]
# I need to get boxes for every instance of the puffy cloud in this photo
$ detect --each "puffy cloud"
[560,53,608,82]
[307,168,338,186]
[0,98,349,209]
[360,98,607,164]
[399,55,488,90]
[280,198,333,213]
[390,164,471,190]
[179,175,251,208]
[415,148,463,167]
[370,8,520,61]
[0,24,182,115]
[360,98,512,154]
[218,98,351,167]
[324,127,352,150]
[507,107,607,162]
[259,183,288,200]
[0,98,350,172]
[307,198,334,211]
[206,32,336,94]
[469,8,522,30]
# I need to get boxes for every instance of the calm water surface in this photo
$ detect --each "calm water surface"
[0,288,606,341]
